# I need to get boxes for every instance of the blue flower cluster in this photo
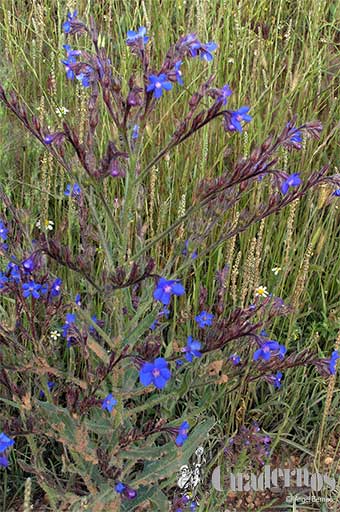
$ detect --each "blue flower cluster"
[253,340,287,362]
[115,481,137,499]
[126,27,217,100]
[62,10,78,34]
[224,107,252,133]
[61,45,92,88]
[181,33,217,61]
[229,354,241,365]
[0,241,63,302]
[65,183,81,198]
[175,421,190,447]
[126,27,149,46]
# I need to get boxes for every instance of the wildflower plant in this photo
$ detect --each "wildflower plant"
[0,10,339,511]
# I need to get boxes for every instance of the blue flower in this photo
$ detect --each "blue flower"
[290,131,302,145]
[139,357,171,389]
[0,272,8,290]
[66,313,76,324]
[75,294,81,306]
[64,183,81,197]
[181,33,200,53]
[254,341,286,362]
[286,124,303,150]
[39,381,55,398]
[147,74,173,99]
[115,482,126,493]
[132,124,139,139]
[44,134,54,144]
[62,313,76,338]
[62,10,78,33]
[0,221,8,241]
[22,256,36,273]
[126,26,149,45]
[329,350,339,375]
[102,393,117,413]
[0,433,14,453]
[160,307,170,317]
[226,107,252,132]
[50,278,62,297]
[174,60,184,85]
[22,281,41,299]
[150,319,158,331]
[274,371,283,389]
[190,41,217,61]
[182,240,198,259]
[62,45,81,80]
[8,263,20,282]
[281,173,302,194]
[332,189,340,197]
[0,455,9,467]
[89,315,100,335]
[218,84,232,105]
[117,484,137,500]
[125,488,137,500]
[41,283,49,296]
[183,336,202,362]
[230,354,241,365]
[76,67,93,88]
[195,311,214,328]
[153,278,185,305]
[190,502,198,511]
[175,421,190,447]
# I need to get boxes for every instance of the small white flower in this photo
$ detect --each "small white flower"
[50,330,60,341]
[55,106,69,118]
[271,266,282,275]
[255,285,269,297]
[36,219,54,231]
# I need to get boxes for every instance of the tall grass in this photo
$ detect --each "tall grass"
[0,0,339,509]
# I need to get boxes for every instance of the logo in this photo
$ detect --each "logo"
[211,465,336,493]
[177,446,206,495]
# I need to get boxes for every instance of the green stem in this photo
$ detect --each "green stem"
[130,203,197,261]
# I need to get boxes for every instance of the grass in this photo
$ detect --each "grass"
[0,0,340,510]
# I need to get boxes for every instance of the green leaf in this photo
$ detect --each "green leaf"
[124,310,158,348]
[131,418,215,487]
